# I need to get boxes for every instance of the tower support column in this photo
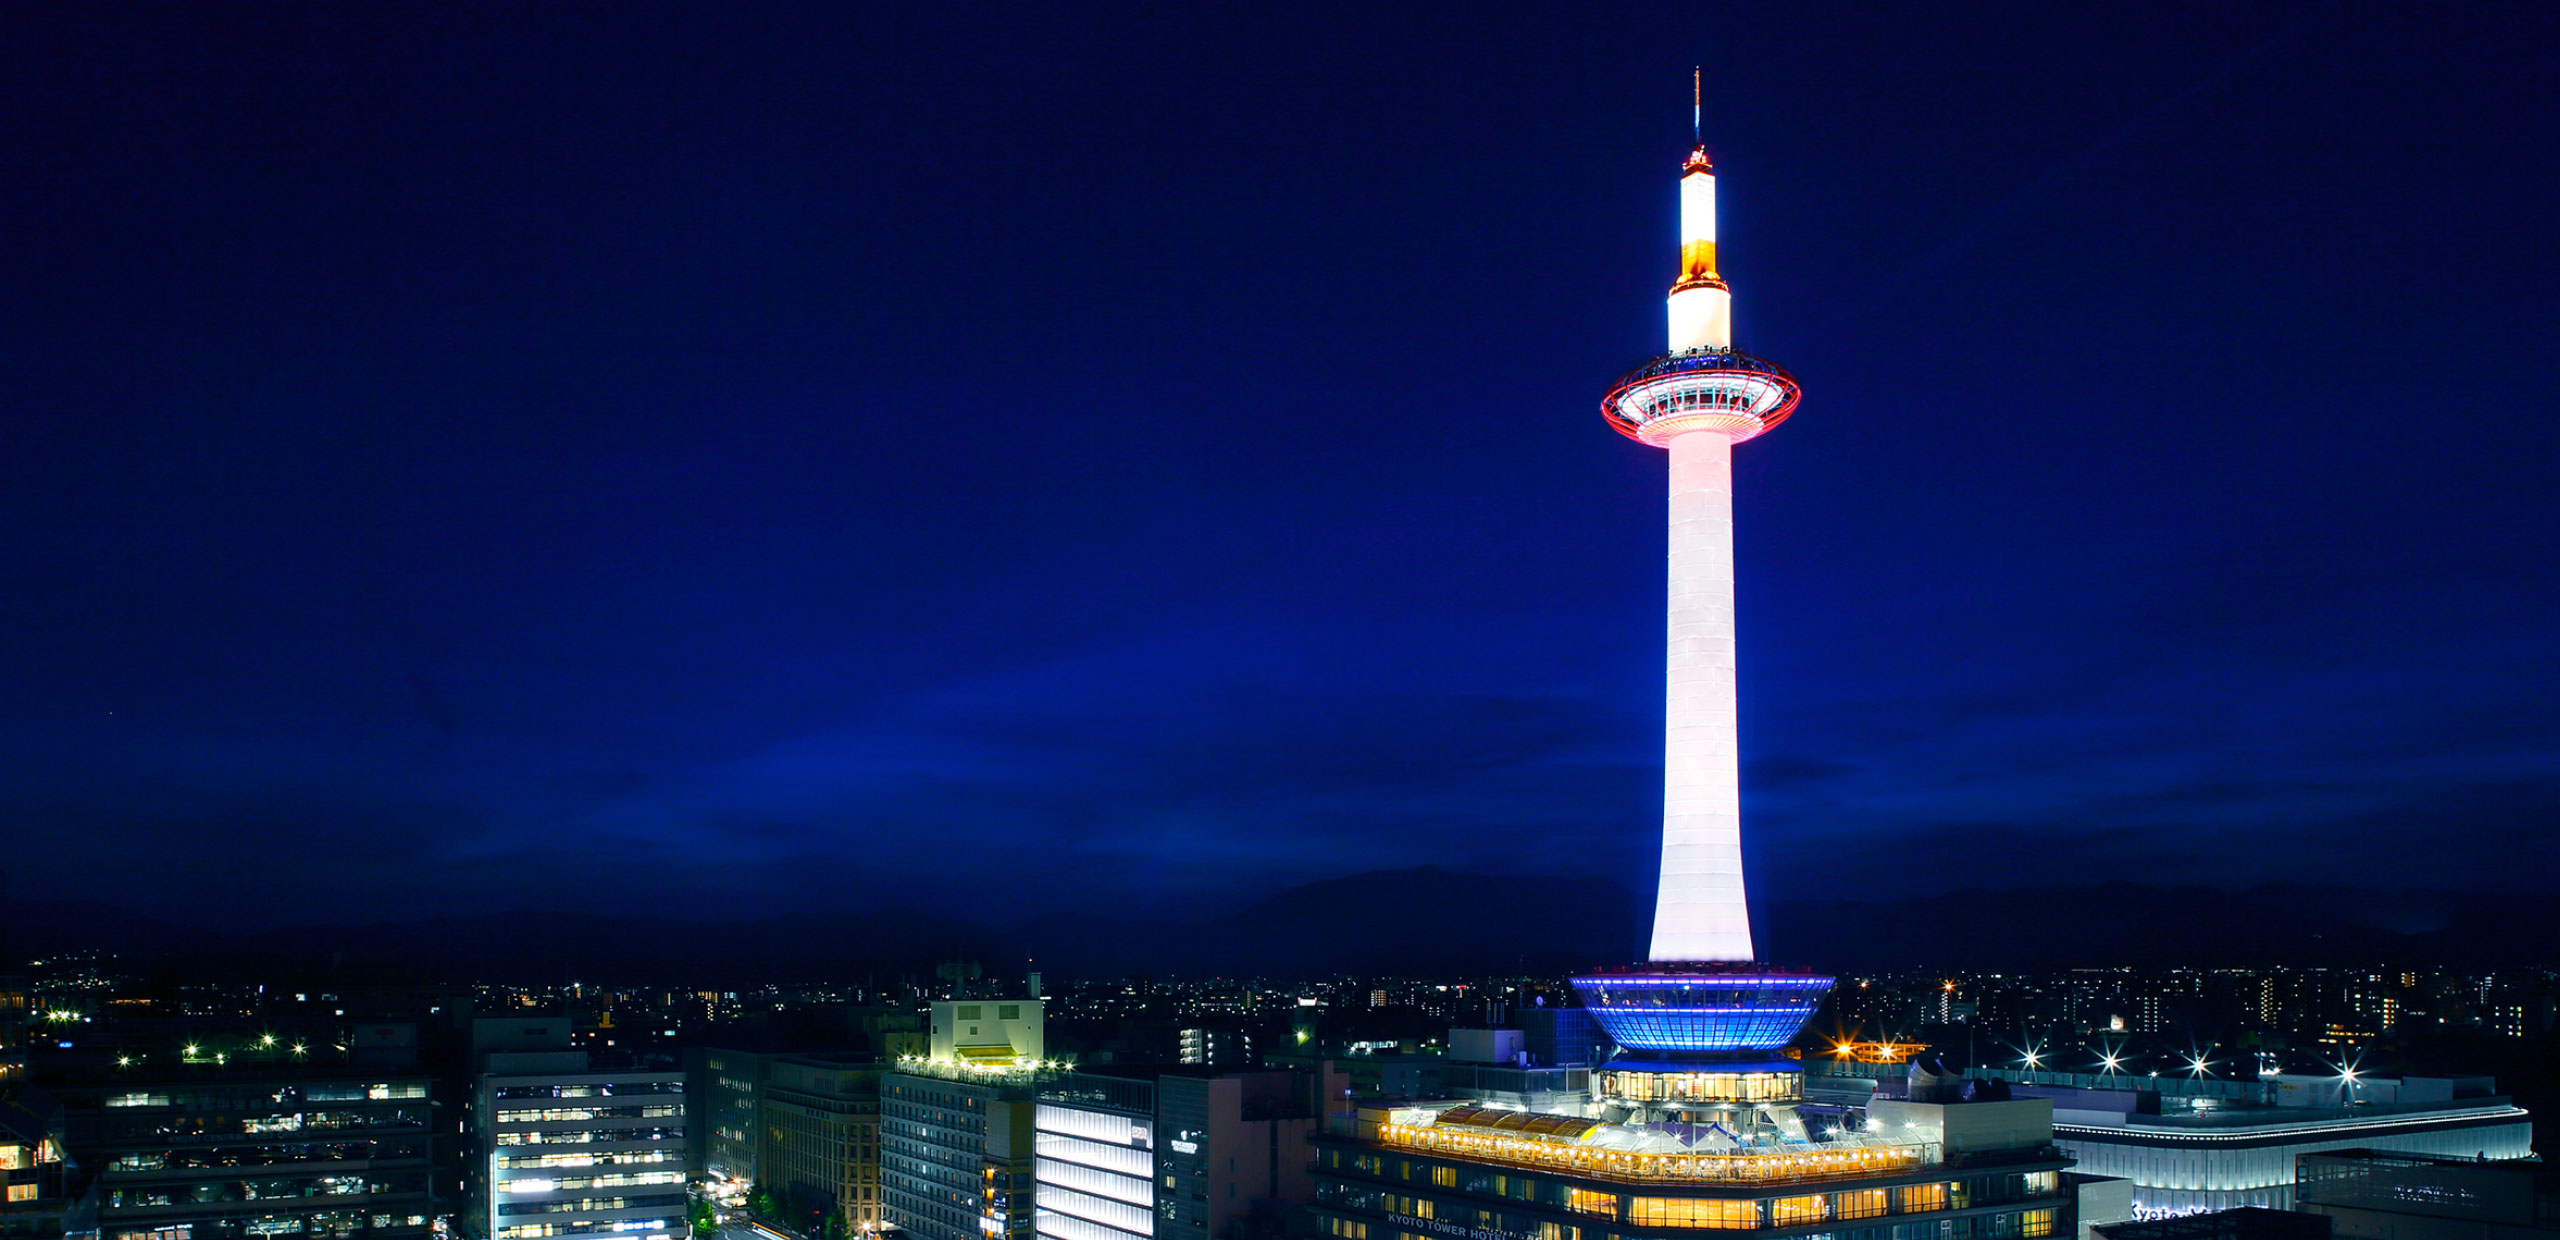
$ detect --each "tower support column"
[1653,428,1753,963]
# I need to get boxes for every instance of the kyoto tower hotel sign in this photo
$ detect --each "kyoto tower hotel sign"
[1571,87,1829,1089]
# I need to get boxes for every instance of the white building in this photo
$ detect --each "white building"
[2020,1076,2534,1215]
[476,1051,687,1240]
[1032,1073,1155,1240]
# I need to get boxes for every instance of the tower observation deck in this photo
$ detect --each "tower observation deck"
[1572,89,1828,1105]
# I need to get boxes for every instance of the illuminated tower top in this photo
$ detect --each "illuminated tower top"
[1668,72,1731,356]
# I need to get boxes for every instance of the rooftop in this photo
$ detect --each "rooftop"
[1348,1103,1946,1188]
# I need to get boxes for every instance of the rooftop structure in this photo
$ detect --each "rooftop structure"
[1982,1074,2534,1215]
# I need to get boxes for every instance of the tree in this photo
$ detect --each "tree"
[690,1199,718,1239]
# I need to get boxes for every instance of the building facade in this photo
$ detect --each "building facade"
[475,1061,686,1240]
[1313,1101,2081,1240]
[761,1059,885,1236]
[1,1091,76,1240]
[2024,1082,2532,1215]
[882,1068,1039,1240]
[1033,1073,1155,1240]
[1156,1072,1314,1240]
[2297,1149,2558,1240]
[687,1048,765,1189]
[63,1072,433,1240]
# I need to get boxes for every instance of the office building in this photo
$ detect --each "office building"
[61,1065,433,1240]
[883,1065,1039,1240]
[1155,1071,1314,1240]
[470,1020,686,1240]
[1033,1072,1156,1240]
[689,1048,765,1189]
[1030,1066,1320,1240]
[1178,1033,1249,1070]
[762,1059,886,1236]
[884,1002,1051,1240]
[0,1090,74,1240]
[2297,1148,2559,1240]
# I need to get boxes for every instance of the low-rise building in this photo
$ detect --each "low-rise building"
[2297,1148,2559,1240]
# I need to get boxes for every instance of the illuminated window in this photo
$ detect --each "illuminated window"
[2024,1173,2057,1196]
[1537,1225,1579,1240]
[1898,1184,1949,1213]
[2021,1210,2056,1239]
[1770,1196,1826,1226]
[6,1185,36,1203]
[1629,1198,1757,1229]
[1567,1190,1618,1219]
[1838,1190,1888,1221]
[1432,1167,1458,1188]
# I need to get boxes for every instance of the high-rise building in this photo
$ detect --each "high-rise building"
[882,1066,1039,1240]
[1031,1066,1319,1240]
[1154,1070,1314,1240]
[762,1059,887,1236]
[883,1002,1053,1240]
[688,1047,766,1189]
[469,1029,686,1240]
[1033,1072,1156,1240]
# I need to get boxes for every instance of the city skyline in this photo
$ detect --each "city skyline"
[6,5,2556,930]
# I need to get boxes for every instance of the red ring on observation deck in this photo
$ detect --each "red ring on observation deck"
[1600,348,1802,448]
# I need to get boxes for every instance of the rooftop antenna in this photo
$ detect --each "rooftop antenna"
[1692,66,1701,148]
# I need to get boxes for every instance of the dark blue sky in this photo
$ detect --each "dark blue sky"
[6,4,2555,929]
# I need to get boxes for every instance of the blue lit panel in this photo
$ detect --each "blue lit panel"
[1571,972,1833,1054]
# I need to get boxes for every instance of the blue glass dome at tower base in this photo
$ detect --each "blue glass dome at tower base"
[1570,963,1834,1057]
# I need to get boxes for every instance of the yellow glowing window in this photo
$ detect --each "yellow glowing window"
[1537,1225,1579,1240]
[1770,1196,1827,1226]
[2022,1210,2056,1239]
[6,1185,35,1204]
[1898,1184,1949,1213]
[1837,1190,1888,1221]
[1630,1198,1758,1229]
[1568,1190,1618,1218]
[1433,1167,1458,1188]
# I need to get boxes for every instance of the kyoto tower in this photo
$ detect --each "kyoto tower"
[1572,79,1831,1121]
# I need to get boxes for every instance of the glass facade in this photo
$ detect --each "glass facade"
[478,1070,687,1240]
[66,1077,433,1240]
[1597,1071,1801,1106]
[1568,976,1834,1056]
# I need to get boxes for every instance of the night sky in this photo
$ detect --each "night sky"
[7,4,2555,930]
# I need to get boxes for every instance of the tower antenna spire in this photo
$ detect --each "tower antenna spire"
[1692,66,1701,147]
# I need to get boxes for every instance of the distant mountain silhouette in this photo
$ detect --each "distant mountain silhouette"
[9,873,2556,980]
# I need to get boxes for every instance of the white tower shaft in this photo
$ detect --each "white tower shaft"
[1651,427,1754,962]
